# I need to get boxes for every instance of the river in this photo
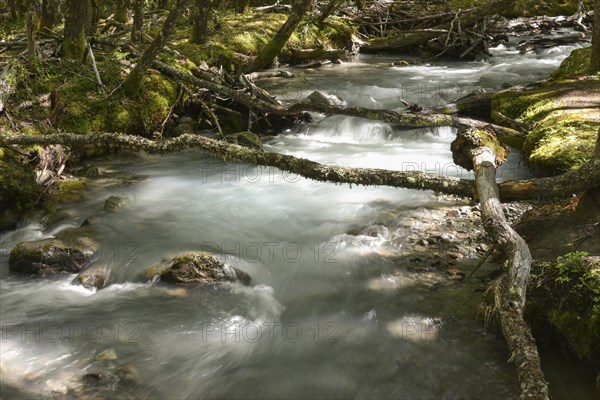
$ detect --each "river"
[0,39,595,399]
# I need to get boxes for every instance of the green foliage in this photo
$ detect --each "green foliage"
[528,253,600,361]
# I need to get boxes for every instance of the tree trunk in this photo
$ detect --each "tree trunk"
[158,0,170,9]
[8,0,18,21]
[191,0,211,44]
[235,0,249,13]
[3,132,600,204]
[246,0,313,72]
[26,11,37,69]
[591,0,600,72]
[318,0,345,23]
[131,0,144,44]
[63,0,91,60]
[470,145,549,400]
[123,0,189,97]
[115,0,129,23]
[41,0,60,29]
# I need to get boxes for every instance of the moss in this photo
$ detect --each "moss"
[492,76,600,172]
[0,149,38,217]
[527,253,600,362]
[525,111,597,171]
[553,47,593,78]
[58,179,87,192]
[172,10,357,73]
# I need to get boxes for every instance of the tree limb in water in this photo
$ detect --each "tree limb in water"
[467,134,549,399]
[2,133,600,204]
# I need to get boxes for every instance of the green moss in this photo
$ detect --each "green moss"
[492,76,600,172]
[527,253,600,362]
[553,47,594,79]
[58,179,87,192]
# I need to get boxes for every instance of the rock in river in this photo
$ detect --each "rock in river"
[9,226,100,275]
[144,252,251,286]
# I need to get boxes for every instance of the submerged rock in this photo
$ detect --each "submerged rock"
[144,252,251,286]
[72,265,109,290]
[9,227,100,274]
[104,195,129,212]
[305,90,345,107]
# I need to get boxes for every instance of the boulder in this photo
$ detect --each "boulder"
[144,253,251,286]
[171,123,195,137]
[72,265,109,290]
[305,90,345,107]
[9,227,100,274]
[104,195,129,212]
[226,131,263,150]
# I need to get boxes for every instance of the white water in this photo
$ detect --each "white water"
[1,41,593,399]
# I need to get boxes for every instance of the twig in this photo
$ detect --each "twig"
[159,84,185,138]
[87,43,105,93]
[467,245,495,280]
[198,98,225,140]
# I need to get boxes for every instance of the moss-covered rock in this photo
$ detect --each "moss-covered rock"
[492,75,600,173]
[226,131,263,150]
[104,195,129,212]
[143,252,251,285]
[8,226,100,274]
[72,265,109,290]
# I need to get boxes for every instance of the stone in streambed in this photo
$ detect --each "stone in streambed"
[9,226,100,275]
[144,253,251,286]
[72,265,110,290]
[104,195,129,212]
[226,131,263,150]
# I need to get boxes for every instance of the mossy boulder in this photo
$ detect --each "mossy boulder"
[9,226,100,275]
[492,75,600,173]
[104,195,129,212]
[144,252,251,285]
[226,131,263,150]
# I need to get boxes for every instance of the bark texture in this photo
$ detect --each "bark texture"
[63,0,91,60]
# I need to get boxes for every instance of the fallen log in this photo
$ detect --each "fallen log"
[0,133,476,197]
[2,133,600,203]
[291,48,352,64]
[455,130,549,399]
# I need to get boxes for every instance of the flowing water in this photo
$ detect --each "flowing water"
[1,40,595,399]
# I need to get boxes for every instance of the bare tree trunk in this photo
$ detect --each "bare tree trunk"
[131,0,144,44]
[123,0,189,97]
[591,0,600,72]
[318,0,345,23]
[2,132,600,204]
[235,0,249,13]
[8,0,18,21]
[41,0,60,29]
[26,11,37,70]
[471,145,549,400]
[115,0,129,23]
[191,0,211,44]
[63,0,91,60]
[246,0,313,72]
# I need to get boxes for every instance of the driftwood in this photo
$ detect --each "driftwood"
[516,32,587,54]
[2,133,600,204]
[454,128,549,399]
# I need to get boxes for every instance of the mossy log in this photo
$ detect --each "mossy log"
[2,133,600,203]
